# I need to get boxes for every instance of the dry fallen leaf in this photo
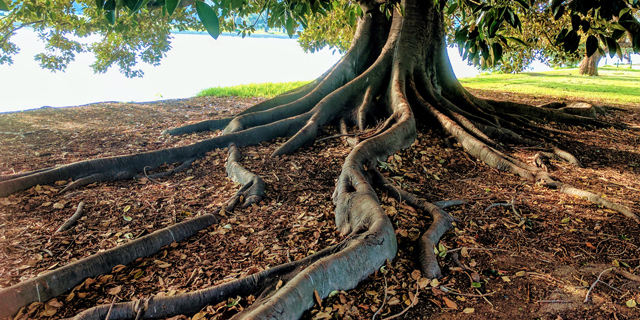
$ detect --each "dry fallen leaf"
[47,299,64,308]
[417,277,429,289]
[108,286,122,295]
[53,202,65,209]
[443,297,458,309]
[112,265,127,273]
[411,270,422,280]
[463,307,475,314]
[191,311,207,320]
[314,290,322,308]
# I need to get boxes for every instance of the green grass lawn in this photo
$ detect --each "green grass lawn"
[459,66,640,106]
[197,81,311,98]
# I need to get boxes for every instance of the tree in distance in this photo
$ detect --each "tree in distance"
[1,0,640,319]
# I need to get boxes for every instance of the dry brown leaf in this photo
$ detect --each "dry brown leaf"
[418,277,429,289]
[443,297,458,309]
[41,304,58,317]
[314,290,322,308]
[47,299,64,308]
[112,265,127,273]
[411,269,422,280]
[463,307,475,314]
[191,311,207,320]
[108,286,122,295]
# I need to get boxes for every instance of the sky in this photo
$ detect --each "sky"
[0,29,525,113]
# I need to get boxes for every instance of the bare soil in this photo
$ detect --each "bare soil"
[1,90,639,320]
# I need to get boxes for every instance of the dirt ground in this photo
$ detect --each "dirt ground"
[1,90,639,320]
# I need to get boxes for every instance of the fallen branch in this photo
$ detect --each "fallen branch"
[584,267,615,303]
[536,300,571,304]
[382,284,419,320]
[612,269,640,283]
[105,296,117,320]
[55,201,85,233]
[440,286,497,298]
[372,272,388,320]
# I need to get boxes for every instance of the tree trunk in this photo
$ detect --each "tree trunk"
[579,50,602,76]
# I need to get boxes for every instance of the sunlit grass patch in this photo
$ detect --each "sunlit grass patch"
[197,81,311,98]
[459,67,640,106]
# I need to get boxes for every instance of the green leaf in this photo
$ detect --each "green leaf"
[556,29,567,44]
[348,9,356,27]
[447,2,458,15]
[571,14,581,31]
[125,0,137,11]
[507,36,527,46]
[0,0,8,11]
[285,15,294,38]
[492,42,503,61]
[586,35,598,57]
[471,282,482,288]
[123,215,132,222]
[616,42,623,60]
[514,0,529,9]
[104,0,116,11]
[489,20,500,38]
[611,22,627,31]
[553,5,565,20]
[166,0,180,15]
[605,37,617,58]
[95,0,105,10]
[105,10,115,24]
[580,20,590,32]
[196,1,220,39]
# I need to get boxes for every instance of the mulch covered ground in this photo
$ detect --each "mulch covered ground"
[1,90,639,320]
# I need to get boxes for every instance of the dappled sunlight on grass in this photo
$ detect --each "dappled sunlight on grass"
[460,67,640,105]
[196,81,312,98]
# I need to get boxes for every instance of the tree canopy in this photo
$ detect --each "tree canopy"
[1,0,639,77]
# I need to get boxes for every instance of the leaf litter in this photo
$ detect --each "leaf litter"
[0,91,639,319]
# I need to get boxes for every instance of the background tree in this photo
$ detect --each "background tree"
[1,0,640,319]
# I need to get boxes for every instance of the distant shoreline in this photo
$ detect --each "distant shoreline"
[172,30,299,39]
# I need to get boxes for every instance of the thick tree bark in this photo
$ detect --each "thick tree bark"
[1,0,637,319]
[579,51,602,76]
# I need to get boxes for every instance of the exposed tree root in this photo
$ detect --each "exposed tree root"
[223,143,265,211]
[1,0,637,318]
[0,214,218,317]
[55,201,85,233]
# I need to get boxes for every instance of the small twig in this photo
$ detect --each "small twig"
[372,272,387,320]
[317,133,358,142]
[382,285,419,320]
[55,201,85,233]
[536,300,571,304]
[584,267,615,303]
[448,247,512,254]
[476,288,493,307]
[484,202,513,211]
[104,296,117,320]
[440,286,497,297]
[598,280,623,292]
